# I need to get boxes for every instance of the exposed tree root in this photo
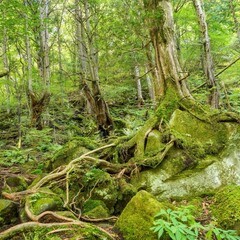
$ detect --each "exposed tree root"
[0,221,115,240]
[0,129,175,239]
[121,115,159,158]
[141,138,175,168]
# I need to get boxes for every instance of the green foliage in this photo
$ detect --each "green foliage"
[151,206,240,240]
[24,128,61,153]
[83,168,107,186]
[0,148,32,166]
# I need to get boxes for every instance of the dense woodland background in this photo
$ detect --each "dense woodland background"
[0,0,239,153]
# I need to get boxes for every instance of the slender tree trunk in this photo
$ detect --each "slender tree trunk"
[39,0,50,88]
[135,65,144,107]
[192,0,219,108]
[25,0,51,130]
[145,43,157,104]
[75,0,113,137]
[24,0,33,120]
[229,0,240,42]
[145,66,155,103]
[2,25,10,114]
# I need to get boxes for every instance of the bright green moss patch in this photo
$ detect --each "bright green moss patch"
[27,188,63,215]
[169,109,228,157]
[115,190,172,240]
[156,86,179,122]
[211,185,240,233]
[49,137,97,169]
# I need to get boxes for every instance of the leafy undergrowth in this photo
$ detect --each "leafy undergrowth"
[152,199,240,240]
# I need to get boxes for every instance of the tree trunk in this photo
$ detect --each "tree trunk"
[145,66,155,103]
[2,24,10,114]
[39,0,50,88]
[75,0,113,137]
[135,65,144,107]
[144,0,192,101]
[145,43,156,104]
[229,0,240,42]
[193,0,219,108]
[28,91,51,130]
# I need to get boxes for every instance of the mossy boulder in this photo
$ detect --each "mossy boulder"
[211,185,240,233]
[115,190,172,240]
[131,115,240,201]
[145,129,165,156]
[49,137,97,169]
[4,175,28,193]
[0,199,18,226]
[26,188,63,215]
[169,109,228,157]
[82,169,119,213]
[115,179,137,213]
[82,199,110,218]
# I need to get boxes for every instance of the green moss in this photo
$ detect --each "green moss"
[82,169,119,213]
[10,222,113,240]
[169,109,228,157]
[4,176,28,193]
[156,86,179,121]
[211,185,240,233]
[84,205,110,218]
[145,130,165,156]
[115,179,137,213]
[115,190,172,240]
[82,199,108,213]
[49,137,97,169]
[27,188,63,215]
[0,199,18,226]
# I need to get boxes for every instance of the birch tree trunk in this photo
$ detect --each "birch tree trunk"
[39,0,50,89]
[135,65,144,107]
[193,0,219,108]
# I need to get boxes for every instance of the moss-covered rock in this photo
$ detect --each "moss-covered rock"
[145,129,165,156]
[115,190,171,240]
[211,185,240,233]
[49,137,97,169]
[82,199,110,218]
[115,179,137,214]
[26,188,64,215]
[169,109,228,157]
[82,169,119,213]
[0,199,18,227]
[84,205,110,218]
[131,116,240,201]
[4,175,28,193]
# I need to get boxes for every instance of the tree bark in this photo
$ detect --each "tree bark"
[2,23,10,114]
[135,65,144,107]
[144,0,192,100]
[39,0,50,88]
[145,66,155,103]
[75,0,113,137]
[192,0,219,108]
[229,0,240,42]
